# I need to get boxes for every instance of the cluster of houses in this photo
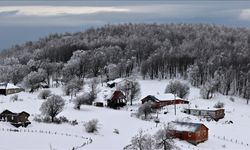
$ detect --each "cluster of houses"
[0,79,225,145]
[0,109,31,127]
[105,78,227,145]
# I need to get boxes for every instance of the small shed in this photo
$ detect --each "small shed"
[141,93,189,109]
[183,108,225,121]
[107,91,126,109]
[0,83,24,96]
[170,121,208,145]
[106,78,133,88]
[0,109,31,127]
[107,78,124,88]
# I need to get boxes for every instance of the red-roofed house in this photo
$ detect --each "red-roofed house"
[170,121,208,145]
[141,93,189,109]
[107,91,126,109]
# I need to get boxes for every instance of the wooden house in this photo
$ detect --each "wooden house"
[170,121,208,145]
[107,91,126,109]
[0,109,31,127]
[183,108,225,121]
[0,83,24,96]
[141,94,189,109]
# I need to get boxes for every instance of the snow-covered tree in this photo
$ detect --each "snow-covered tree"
[137,102,153,120]
[165,80,190,99]
[40,94,65,122]
[38,89,52,99]
[200,81,215,99]
[131,130,155,150]
[88,78,99,102]
[23,69,46,92]
[63,78,83,99]
[84,119,99,133]
[73,93,92,109]
[117,80,140,105]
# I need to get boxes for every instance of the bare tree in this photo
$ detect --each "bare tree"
[129,81,141,105]
[154,124,175,150]
[40,94,65,122]
[137,102,153,120]
[131,130,155,150]
[89,78,99,102]
[200,81,215,99]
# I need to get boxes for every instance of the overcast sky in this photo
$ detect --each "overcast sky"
[1,0,250,50]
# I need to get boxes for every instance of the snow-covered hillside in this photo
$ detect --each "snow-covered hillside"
[0,79,249,150]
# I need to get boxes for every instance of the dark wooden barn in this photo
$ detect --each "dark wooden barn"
[0,109,31,127]
[183,108,225,121]
[141,94,189,109]
[107,91,126,109]
[170,121,208,145]
[0,83,24,96]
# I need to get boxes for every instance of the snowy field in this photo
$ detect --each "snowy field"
[0,79,250,150]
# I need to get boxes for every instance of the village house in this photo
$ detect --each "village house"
[0,109,31,127]
[183,108,225,121]
[170,121,208,145]
[107,90,127,109]
[0,82,24,96]
[141,93,189,109]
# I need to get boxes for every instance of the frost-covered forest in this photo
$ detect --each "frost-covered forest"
[1,23,250,100]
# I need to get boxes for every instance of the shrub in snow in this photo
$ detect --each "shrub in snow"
[70,120,78,126]
[229,97,235,102]
[38,89,52,99]
[84,119,99,133]
[113,129,119,134]
[10,94,18,101]
[33,115,51,123]
[58,116,69,123]
[165,80,190,98]
[40,94,65,122]
[214,101,225,108]
[73,93,92,110]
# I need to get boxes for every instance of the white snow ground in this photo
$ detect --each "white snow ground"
[0,79,249,150]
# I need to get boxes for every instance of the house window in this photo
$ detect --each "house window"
[203,130,207,136]
[197,131,200,137]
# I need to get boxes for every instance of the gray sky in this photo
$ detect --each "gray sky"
[1,0,250,50]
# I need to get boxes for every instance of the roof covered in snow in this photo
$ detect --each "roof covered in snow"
[170,121,207,132]
[185,107,224,111]
[153,93,182,101]
[0,83,21,90]
[107,78,124,85]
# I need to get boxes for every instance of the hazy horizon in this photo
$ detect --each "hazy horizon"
[1,0,250,50]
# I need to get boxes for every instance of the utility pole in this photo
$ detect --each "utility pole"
[174,94,176,115]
